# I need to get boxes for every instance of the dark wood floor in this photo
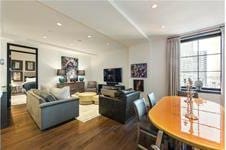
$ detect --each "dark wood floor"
[1,104,137,150]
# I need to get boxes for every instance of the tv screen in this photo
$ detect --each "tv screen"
[104,68,122,83]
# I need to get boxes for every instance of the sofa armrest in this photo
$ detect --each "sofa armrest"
[39,97,79,130]
[40,97,78,108]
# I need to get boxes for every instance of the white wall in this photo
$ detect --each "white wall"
[129,36,168,101]
[38,45,92,87]
[0,38,93,89]
[90,48,129,87]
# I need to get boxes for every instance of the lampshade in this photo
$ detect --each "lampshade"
[57,69,66,76]
[77,70,85,76]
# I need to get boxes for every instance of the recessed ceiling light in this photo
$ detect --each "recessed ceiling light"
[161,25,165,29]
[152,4,158,9]
[57,22,62,26]
[88,35,93,38]
[43,36,47,39]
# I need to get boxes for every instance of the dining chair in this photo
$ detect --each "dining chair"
[147,92,157,109]
[133,98,158,150]
[151,130,164,150]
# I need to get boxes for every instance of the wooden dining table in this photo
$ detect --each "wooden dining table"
[148,96,224,150]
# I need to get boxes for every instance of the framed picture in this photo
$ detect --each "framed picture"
[12,60,23,70]
[133,79,144,92]
[25,61,35,71]
[12,71,23,82]
[61,56,78,79]
[131,63,147,78]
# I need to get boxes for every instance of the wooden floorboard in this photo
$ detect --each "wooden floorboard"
[1,104,137,150]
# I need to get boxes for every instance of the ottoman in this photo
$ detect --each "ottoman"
[92,95,99,105]
[76,92,97,105]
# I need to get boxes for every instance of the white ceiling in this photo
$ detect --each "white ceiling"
[113,0,224,36]
[2,1,126,55]
[40,0,147,47]
[2,0,224,54]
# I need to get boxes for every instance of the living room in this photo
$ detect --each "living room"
[0,1,225,150]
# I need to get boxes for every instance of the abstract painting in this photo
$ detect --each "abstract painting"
[61,56,78,80]
[131,63,147,78]
[133,79,144,92]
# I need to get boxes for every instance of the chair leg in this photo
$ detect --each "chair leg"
[137,126,140,145]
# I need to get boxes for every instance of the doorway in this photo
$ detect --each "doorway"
[7,43,38,107]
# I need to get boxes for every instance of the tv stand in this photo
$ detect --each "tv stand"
[106,82,118,86]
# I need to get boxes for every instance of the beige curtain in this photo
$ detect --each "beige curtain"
[166,37,180,96]
[220,26,225,106]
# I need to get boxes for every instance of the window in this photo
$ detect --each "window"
[180,34,222,93]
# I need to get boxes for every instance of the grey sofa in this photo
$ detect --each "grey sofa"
[27,90,79,130]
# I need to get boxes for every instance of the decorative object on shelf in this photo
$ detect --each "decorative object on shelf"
[131,63,147,78]
[25,61,35,71]
[133,79,144,92]
[77,70,85,81]
[61,56,78,81]
[70,77,78,82]
[12,71,23,82]
[185,78,198,120]
[12,60,23,70]
[57,69,66,83]
[194,79,203,90]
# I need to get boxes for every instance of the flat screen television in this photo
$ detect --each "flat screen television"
[104,68,122,83]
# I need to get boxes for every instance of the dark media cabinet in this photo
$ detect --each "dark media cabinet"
[57,82,85,95]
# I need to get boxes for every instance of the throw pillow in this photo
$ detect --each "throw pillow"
[40,84,52,93]
[50,86,70,100]
[33,89,57,102]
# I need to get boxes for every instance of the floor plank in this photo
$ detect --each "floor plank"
[1,104,137,150]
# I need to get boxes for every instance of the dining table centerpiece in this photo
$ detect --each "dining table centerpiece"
[185,78,198,120]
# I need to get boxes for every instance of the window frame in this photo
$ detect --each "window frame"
[180,33,222,94]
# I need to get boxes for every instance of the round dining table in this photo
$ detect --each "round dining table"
[148,96,224,150]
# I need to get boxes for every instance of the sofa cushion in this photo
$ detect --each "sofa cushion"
[50,86,70,100]
[33,89,57,102]
[101,88,118,98]
[40,84,52,93]
[116,89,135,98]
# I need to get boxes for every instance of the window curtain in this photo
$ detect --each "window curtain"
[166,37,180,96]
[220,26,225,106]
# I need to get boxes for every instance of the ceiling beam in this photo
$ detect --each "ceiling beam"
[108,0,149,41]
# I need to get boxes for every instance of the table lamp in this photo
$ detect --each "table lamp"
[77,70,85,81]
[57,69,66,83]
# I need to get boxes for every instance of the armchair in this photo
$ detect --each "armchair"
[86,81,97,92]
